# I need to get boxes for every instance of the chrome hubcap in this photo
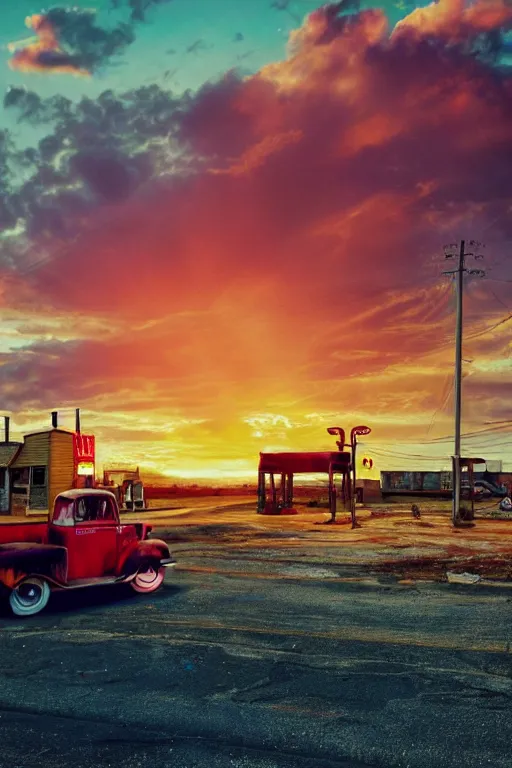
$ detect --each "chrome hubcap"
[17,583,42,607]
[138,568,157,584]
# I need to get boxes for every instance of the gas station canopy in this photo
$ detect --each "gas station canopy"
[258,451,351,475]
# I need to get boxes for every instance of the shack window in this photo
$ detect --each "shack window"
[31,466,46,486]
[0,468,5,486]
[75,496,116,523]
[12,467,29,485]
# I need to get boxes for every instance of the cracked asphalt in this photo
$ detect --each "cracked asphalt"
[1,504,512,768]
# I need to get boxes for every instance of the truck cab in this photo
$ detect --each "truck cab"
[51,490,134,580]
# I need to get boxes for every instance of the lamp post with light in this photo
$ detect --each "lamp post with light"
[350,426,371,527]
[327,425,371,528]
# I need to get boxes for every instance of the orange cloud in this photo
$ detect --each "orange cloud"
[392,0,512,43]
[8,14,89,76]
[213,130,304,176]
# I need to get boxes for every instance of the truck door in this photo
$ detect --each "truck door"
[68,496,119,581]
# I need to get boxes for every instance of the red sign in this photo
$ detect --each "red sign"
[74,433,95,463]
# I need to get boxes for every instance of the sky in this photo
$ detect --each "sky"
[0,0,511,481]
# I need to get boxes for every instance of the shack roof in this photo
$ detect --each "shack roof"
[259,451,351,475]
[0,443,22,468]
[23,427,74,438]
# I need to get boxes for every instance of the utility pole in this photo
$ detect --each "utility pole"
[443,240,485,526]
[453,240,465,526]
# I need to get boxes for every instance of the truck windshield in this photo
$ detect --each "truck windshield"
[75,496,116,523]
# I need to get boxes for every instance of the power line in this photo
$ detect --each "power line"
[360,422,512,448]
[425,375,453,439]
[361,440,512,464]
[360,446,453,461]
[363,445,511,460]
[426,422,512,443]
[426,304,511,356]
[462,311,512,342]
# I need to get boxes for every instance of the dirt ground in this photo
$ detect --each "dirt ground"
[132,496,512,583]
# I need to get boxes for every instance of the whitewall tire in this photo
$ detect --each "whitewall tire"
[9,577,51,617]
[131,563,165,593]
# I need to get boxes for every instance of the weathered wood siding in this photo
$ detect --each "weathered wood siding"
[0,471,8,513]
[11,432,50,468]
[11,433,51,511]
[49,430,74,509]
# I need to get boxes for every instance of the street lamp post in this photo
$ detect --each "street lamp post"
[350,426,372,528]
[327,425,371,528]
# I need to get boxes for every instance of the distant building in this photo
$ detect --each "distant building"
[381,471,452,495]
[381,466,511,496]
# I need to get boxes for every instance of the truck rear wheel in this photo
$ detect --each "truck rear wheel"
[131,561,165,593]
[9,577,50,617]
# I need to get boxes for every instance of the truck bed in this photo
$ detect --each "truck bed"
[0,522,48,546]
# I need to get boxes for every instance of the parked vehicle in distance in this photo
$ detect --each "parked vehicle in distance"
[0,489,175,617]
[474,480,507,498]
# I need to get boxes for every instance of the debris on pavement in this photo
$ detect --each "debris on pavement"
[446,571,482,584]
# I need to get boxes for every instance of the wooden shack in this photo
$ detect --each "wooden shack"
[10,410,96,516]
[11,428,74,515]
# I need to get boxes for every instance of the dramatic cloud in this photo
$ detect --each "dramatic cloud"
[392,0,512,44]
[8,13,89,77]
[1,84,189,260]
[2,86,78,129]
[1,0,511,474]
[8,8,136,76]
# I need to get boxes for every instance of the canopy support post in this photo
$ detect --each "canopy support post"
[257,471,265,513]
[270,474,276,511]
[328,464,336,522]
[286,474,294,508]
[280,473,286,509]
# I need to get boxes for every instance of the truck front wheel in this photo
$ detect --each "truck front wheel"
[9,577,50,617]
[131,561,165,593]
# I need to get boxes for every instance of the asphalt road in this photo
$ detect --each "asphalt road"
[0,530,511,768]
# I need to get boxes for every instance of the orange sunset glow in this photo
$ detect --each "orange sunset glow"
[0,0,511,480]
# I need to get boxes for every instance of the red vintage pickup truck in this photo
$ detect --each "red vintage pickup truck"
[0,489,175,617]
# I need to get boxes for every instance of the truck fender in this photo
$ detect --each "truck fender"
[0,544,68,591]
[117,538,171,578]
